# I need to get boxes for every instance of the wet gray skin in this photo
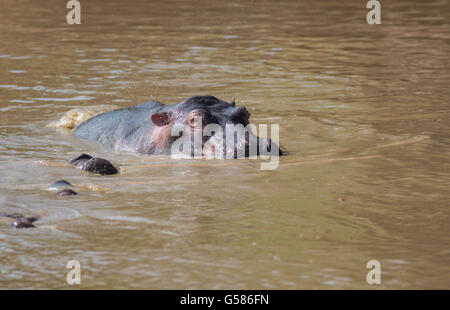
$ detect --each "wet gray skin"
[73,95,283,158]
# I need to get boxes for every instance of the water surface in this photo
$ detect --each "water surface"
[0,0,449,289]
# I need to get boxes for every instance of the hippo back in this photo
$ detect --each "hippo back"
[73,100,164,152]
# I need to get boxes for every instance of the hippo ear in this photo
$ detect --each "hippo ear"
[151,112,173,126]
[230,97,236,107]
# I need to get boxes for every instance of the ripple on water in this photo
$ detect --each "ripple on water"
[33,96,95,102]
[78,59,112,63]
[10,56,32,59]
[101,48,118,52]
[0,84,30,90]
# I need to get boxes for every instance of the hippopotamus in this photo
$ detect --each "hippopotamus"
[72,95,282,160]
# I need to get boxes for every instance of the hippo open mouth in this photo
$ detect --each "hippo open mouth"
[72,95,283,159]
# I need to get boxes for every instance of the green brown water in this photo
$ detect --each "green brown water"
[0,0,449,289]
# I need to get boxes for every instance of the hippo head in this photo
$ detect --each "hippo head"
[149,95,282,159]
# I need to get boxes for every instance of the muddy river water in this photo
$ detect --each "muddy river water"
[0,0,449,289]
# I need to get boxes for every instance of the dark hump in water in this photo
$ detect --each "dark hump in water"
[79,157,118,175]
[13,217,38,229]
[0,213,39,229]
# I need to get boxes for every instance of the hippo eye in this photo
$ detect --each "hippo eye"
[191,118,203,129]
[189,116,201,125]
[186,110,207,131]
